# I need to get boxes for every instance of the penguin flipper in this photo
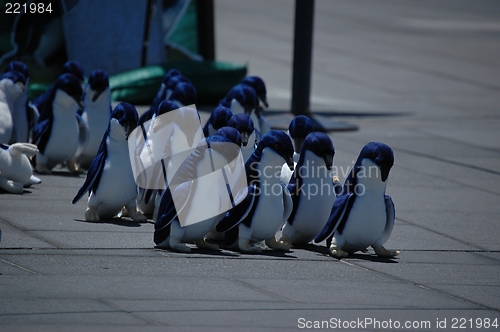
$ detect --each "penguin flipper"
[71,149,107,204]
[314,193,354,243]
[75,115,90,158]
[153,182,193,245]
[216,185,256,232]
[286,180,301,225]
[372,195,396,248]
[32,118,50,149]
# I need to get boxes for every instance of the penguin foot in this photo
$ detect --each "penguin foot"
[278,237,293,251]
[35,163,52,174]
[329,245,348,258]
[194,238,219,251]
[265,237,290,251]
[170,237,191,253]
[85,207,100,222]
[373,246,400,257]
[24,175,42,187]
[66,159,83,174]
[205,230,224,241]
[127,208,147,222]
[238,239,262,253]
[0,179,24,194]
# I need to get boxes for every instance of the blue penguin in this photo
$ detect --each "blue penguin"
[136,100,182,217]
[314,142,399,258]
[154,134,245,252]
[77,70,112,169]
[228,113,256,161]
[203,106,233,137]
[280,115,314,185]
[168,82,197,108]
[240,76,271,136]
[32,73,87,174]
[216,130,295,253]
[220,84,258,120]
[278,132,337,250]
[0,142,40,194]
[146,69,183,117]
[4,61,38,143]
[0,71,26,144]
[62,60,85,86]
[72,102,146,223]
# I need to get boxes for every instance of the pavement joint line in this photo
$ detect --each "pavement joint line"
[338,259,500,313]
[99,298,165,326]
[228,278,297,304]
[396,217,492,253]
[0,257,41,275]
[0,217,64,248]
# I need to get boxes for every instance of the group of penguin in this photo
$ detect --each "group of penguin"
[0,60,399,259]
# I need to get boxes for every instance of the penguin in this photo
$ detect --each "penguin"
[216,130,295,253]
[168,81,197,108]
[280,115,314,185]
[136,100,182,217]
[240,76,271,136]
[220,84,258,121]
[0,142,40,194]
[228,113,256,161]
[0,71,26,144]
[278,132,337,250]
[77,70,112,169]
[154,134,245,252]
[72,102,146,223]
[32,73,88,174]
[202,106,233,137]
[145,69,183,118]
[4,61,38,143]
[61,60,85,86]
[314,142,400,258]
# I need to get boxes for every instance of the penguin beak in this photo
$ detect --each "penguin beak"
[240,132,249,146]
[294,138,304,154]
[324,154,333,170]
[286,154,294,171]
[92,89,103,102]
[261,96,268,108]
[380,162,390,182]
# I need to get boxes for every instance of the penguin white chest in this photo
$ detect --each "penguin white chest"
[340,182,387,249]
[44,101,79,161]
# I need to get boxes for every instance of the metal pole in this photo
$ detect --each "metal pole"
[291,0,315,116]
[141,0,154,67]
[197,0,216,61]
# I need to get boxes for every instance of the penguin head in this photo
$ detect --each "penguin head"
[299,132,335,170]
[156,100,179,116]
[222,84,258,115]
[87,70,109,102]
[1,70,26,94]
[162,69,182,85]
[289,115,313,153]
[62,60,84,84]
[169,82,197,107]
[53,73,84,109]
[357,142,394,182]
[256,130,294,170]
[241,76,268,108]
[228,113,254,147]
[165,75,191,90]
[110,102,138,138]
[215,126,242,147]
[209,106,233,132]
[5,61,29,80]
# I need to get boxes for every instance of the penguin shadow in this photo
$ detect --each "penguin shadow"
[74,217,154,227]
[291,243,331,256]
[343,252,399,263]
